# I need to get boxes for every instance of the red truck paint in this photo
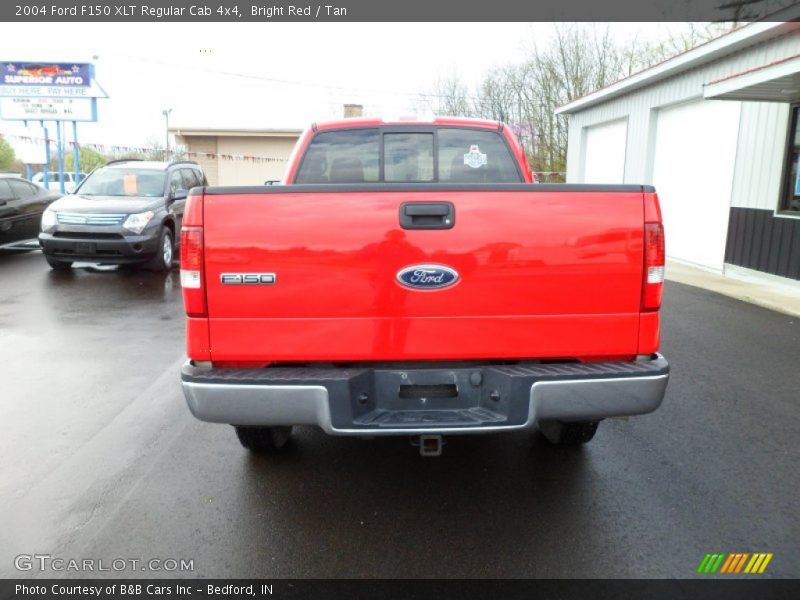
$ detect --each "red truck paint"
[181,118,668,452]
[199,189,647,361]
[183,118,664,364]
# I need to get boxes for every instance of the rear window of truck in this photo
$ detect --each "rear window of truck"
[384,133,435,182]
[295,127,522,184]
[295,129,380,183]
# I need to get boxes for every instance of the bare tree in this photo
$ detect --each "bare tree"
[420,23,736,181]
[422,76,475,117]
[716,0,795,23]
[640,22,738,65]
[474,67,519,124]
[516,25,640,177]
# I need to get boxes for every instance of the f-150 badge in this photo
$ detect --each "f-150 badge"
[464,145,487,169]
[396,265,459,290]
[220,273,276,285]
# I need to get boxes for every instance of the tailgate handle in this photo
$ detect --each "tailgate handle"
[400,202,455,230]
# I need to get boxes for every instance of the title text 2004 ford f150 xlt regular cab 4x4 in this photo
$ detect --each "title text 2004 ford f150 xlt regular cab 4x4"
[179,116,669,456]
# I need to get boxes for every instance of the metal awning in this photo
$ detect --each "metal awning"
[704,54,800,103]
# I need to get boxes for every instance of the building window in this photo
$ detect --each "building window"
[781,105,800,213]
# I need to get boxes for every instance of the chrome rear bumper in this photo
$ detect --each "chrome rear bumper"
[181,355,669,436]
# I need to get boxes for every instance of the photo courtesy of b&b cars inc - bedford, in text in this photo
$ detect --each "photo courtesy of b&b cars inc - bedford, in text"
[0,1,799,599]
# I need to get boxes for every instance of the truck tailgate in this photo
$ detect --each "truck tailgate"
[202,186,646,361]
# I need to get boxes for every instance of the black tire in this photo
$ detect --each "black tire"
[45,255,73,270]
[143,227,174,272]
[234,426,293,452]
[538,420,599,445]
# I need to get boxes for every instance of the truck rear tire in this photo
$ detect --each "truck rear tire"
[46,256,73,270]
[538,420,599,445]
[234,425,293,452]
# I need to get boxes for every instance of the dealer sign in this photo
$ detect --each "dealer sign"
[1,63,91,87]
[0,97,96,121]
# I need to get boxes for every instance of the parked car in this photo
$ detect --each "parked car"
[39,159,206,271]
[0,175,61,251]
[31,171,88,193]
[178,116,670,455]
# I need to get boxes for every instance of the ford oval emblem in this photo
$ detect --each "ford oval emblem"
[396,264,459,290]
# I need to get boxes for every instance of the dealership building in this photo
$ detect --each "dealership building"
[558,18,800,283]
[169,126,302,186]
[169,106,368,187]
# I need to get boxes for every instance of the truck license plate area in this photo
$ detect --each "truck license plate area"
[347,368,512,429]
[398,384,458,399]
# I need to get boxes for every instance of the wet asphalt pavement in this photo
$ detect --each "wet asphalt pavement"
[0,249,798,579]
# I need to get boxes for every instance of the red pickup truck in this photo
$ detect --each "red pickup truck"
[179,116,669,456]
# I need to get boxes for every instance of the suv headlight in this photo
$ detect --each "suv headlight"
[41,209,57,232]
[122,211,155,234]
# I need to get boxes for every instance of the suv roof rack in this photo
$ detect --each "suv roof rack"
[101,158,199,169]
[104,158,144,166]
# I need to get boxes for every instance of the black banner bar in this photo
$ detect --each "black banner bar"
[3,580,800,600]
[1,0,800,22]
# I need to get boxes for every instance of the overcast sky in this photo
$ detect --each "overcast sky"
[0,22,681,157]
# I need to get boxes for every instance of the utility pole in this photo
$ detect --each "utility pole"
[162,108,172,160]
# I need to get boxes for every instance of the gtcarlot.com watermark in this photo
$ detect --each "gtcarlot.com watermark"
[15,553,194,573]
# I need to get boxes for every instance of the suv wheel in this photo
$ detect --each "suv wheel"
[144,228,174,271]
[234,426,293,452]
[45,256,73,270]
[538,420,599,445]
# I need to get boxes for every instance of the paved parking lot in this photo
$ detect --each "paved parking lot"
[1,250,798,578]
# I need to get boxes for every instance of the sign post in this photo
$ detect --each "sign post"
[72,121,79,184]
[0,62,105,190]
[41,121,50,188]
[55,120,65,193]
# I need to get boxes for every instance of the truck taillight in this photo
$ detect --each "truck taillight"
[180,227,206,317]
[642,222,665,311]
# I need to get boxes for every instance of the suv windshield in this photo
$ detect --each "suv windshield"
[78,168,165,197]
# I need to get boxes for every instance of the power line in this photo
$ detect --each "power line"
[107,52,477,101]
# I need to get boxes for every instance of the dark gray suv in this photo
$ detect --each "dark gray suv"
[39,159,206,271]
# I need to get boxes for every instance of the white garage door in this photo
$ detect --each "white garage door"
[652,99,740,270]
[583,119,627,183]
